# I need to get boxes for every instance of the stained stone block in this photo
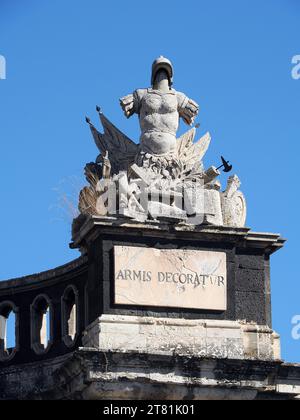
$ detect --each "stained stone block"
[204,190,223,226]
[83,315,280,362]
[235,291,268,324]
[258,332,275,361]
[236,269,265,293]
[243,331,259,359]
[226,339,244,359]
[237,254,265,270]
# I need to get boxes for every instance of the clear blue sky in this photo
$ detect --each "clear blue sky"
[0,0,299,362]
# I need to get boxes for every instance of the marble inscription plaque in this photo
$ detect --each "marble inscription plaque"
[114,246,227,311]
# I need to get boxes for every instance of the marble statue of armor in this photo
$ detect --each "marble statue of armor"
[80,56,247,230]
[120,57,199,157]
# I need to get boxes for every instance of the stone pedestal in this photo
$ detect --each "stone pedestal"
[71,216,284,329]
[1,216,300,400]
[63,216,300,399]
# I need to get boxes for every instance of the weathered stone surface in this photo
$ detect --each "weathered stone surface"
[204,189,224,226]
[0,354,71,400]
[236,291,268,323]
[114,246,227,311]
[222,176,247,228]
[236,268,265,293]
[237,254,265,270]
[82,315,280,362]
[2,349,298,400]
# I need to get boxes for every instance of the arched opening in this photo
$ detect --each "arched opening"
[31,295,53,355]
[0,302,19,362]
[62,286,79,347]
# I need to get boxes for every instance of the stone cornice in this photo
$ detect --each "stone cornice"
[71,215,285,256]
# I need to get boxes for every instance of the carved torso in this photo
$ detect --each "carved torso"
[138,89,179,156]
[120,87,199,157]
[140,90,179,133]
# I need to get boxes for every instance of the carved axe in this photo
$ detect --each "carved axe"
[217,156,233,173]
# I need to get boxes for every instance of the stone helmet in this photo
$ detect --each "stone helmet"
[151,56,174,87]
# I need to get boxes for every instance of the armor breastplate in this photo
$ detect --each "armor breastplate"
[141,90,178,116]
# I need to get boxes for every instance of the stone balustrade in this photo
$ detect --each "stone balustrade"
[0,257,88,365]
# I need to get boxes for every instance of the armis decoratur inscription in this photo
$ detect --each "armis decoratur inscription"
[116,270,225,288]
[114,246,227,311]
